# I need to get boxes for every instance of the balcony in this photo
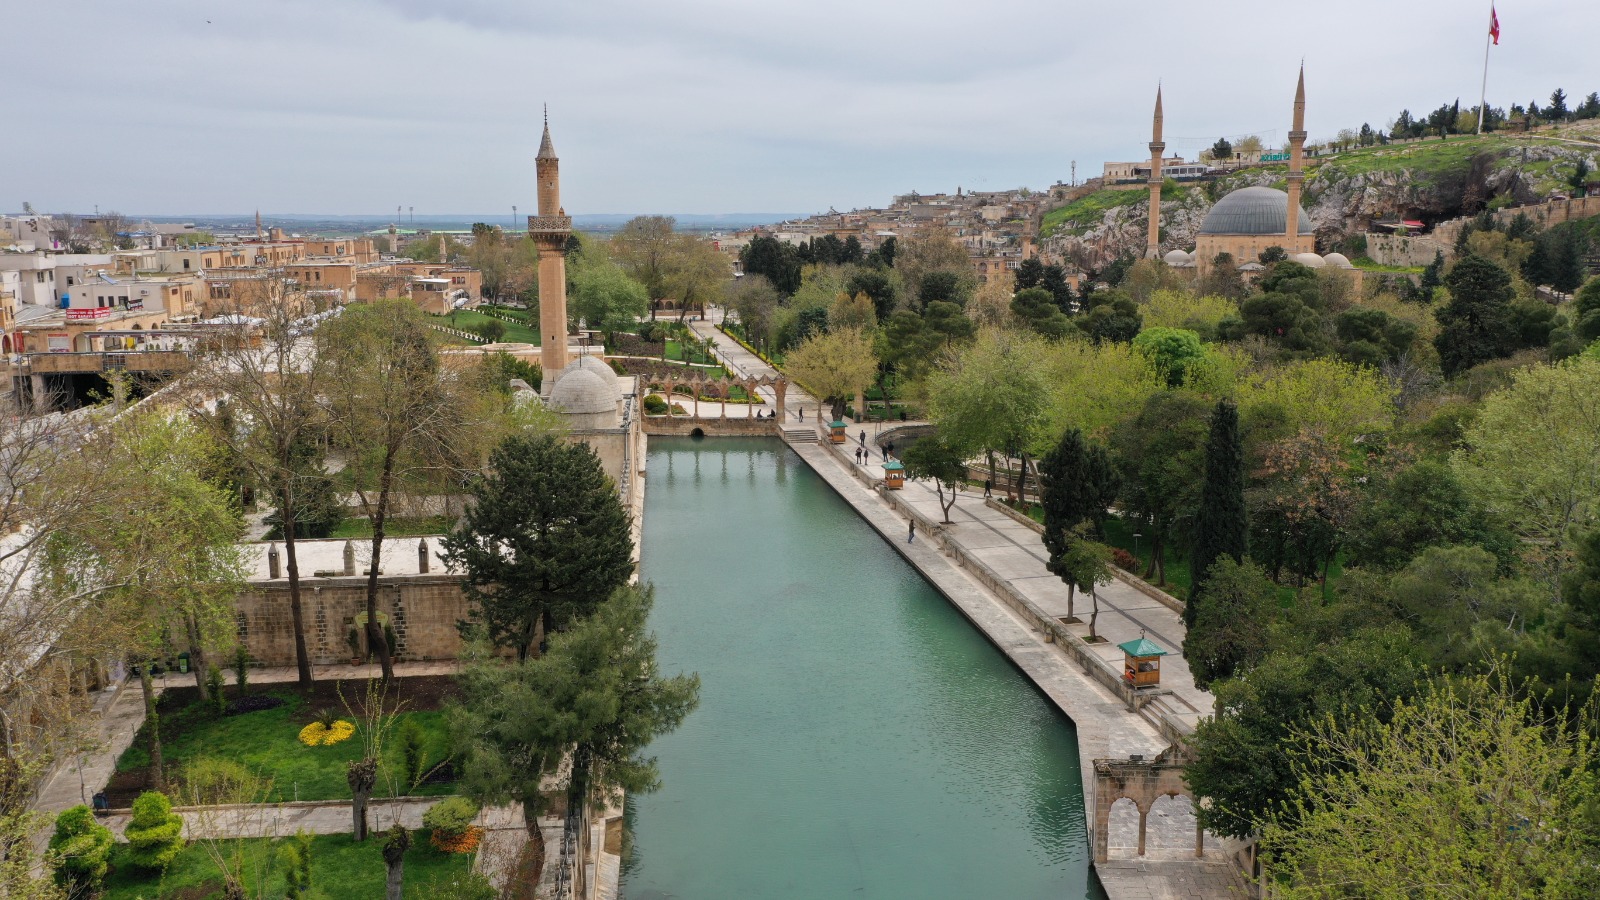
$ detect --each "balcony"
[526,215,573,235]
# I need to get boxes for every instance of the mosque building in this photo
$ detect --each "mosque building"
[1154,68,1357,278]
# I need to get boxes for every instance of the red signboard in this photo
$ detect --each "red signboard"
[66,307,112,321]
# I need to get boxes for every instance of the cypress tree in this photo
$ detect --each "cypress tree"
[1041,428,1089,570]
[1188,400,1247,626]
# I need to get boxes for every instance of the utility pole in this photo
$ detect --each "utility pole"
[512,205,517,231]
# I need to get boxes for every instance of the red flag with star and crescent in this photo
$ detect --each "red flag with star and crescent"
[1490,5,1500,45]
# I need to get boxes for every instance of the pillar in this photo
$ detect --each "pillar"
[342,540,355,576]
[774,379,787,422]
[1137,806,1148,857]
[1195,816,1205,858]
[854,388,865,424]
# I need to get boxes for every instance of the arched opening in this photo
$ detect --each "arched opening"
[1144,793,1202,860]
[1105,796,1143,860]
[690,427,705,438]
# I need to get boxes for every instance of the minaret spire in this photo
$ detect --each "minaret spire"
[1146,85,1166,258]
[1285,65,1308,247]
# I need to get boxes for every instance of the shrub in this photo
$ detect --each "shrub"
[125,791,185,871]
[207,666,226,715]
[423,796,480,844]
[48,805,113,891]
[398,719,428,790]
[1112,548,1140,573]
[280,829,313,899]
[642,394,668,415]
[226,694,284,715]
[233,645,251,697]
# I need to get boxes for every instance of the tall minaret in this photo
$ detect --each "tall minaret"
[530,106,572,373]
[1284,66,1307,246]
[1146,86,1165,258]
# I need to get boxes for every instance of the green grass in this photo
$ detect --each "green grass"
[437,309,539,344]
[117,692,455,803]
[100,830,471,900]
[1041,189,1152,238]
[328,516,456,540]
[1313,133,1525,180]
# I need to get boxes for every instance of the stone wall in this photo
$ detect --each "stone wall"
[641,417,776,437]
[1366,232,1445,267]
[235,574,472,667]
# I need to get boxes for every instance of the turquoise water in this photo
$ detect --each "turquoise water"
[622,438,1102,900]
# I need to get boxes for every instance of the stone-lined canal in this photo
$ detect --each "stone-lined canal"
[621,438,1102,899]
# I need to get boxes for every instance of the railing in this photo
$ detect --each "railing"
[553,800,586,899]
[527,215,573,234]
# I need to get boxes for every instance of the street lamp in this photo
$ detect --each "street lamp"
[1133,532,1142,559]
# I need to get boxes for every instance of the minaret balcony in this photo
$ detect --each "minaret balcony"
[527,214,573,235]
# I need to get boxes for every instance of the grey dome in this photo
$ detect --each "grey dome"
[1293,252,1326,268]
[1163,249,1192,265]
[1198,186,1314,236]
[553,354,619,393]
[549,368,616,415]
[1322,252,1354,269]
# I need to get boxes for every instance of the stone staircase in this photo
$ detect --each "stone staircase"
[781,425,816,444]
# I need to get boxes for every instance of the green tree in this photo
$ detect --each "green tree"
[1573,277,1600,342]
[570,257,649,344]
[124,791,185,872]
[381,824,409,900]
[1346,461,1515,572]
[724,274,781,349]
[1209,137,1233,160]
[1050,522,1113,624]
[901,433,969,523]
[48,806,112,895]
[1111,391,1208,584]
[475,318,506,343]
[1010,286,1075,338]
[321,299,480,683]
[925,329,1049,499]
[1434,253,1518,376]
[783,326,879,422]
[738,235,802,296]
[450,584,699,891]
[1261,672,1600,898]
[1131,326,1205,386]
[442,433,634,660]
[1451,354,1600,591]
[1188,401,1247,623]
[1186,626,1421,839]
[1184,558,1276,688]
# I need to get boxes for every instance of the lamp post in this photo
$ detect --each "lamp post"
[1133,532,1142,560]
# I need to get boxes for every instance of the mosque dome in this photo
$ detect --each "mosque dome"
[1198,186,1314,236]
[1321,252,1355,269]
[1163,249,1193,266]
[552,353,619,394]
[549,368,616,416]
[1292,252,1326,268]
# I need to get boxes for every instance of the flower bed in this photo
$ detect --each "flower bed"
[298,719,355,746]
[429,825,485,854]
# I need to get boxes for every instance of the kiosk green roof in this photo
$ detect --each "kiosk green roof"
[1117,637,1168,658]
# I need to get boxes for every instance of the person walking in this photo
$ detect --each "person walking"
[983,478,993,498]
[859,430,866,446]
[907,522,915,544]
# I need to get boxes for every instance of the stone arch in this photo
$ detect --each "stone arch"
[1092,748,1202,863]
[1105,796,1144,860]
[690,427,705,438]
[1143,793,1201,858]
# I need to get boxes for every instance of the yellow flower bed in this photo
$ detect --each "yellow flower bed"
[298,720,356,746]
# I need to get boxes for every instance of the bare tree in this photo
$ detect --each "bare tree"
[186,271,327,688]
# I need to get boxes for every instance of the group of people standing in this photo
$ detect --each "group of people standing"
[852,430,894,466]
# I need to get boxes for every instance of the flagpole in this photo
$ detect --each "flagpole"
[1478,2,1493,134]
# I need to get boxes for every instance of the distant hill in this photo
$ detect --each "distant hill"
[130,212,799,235]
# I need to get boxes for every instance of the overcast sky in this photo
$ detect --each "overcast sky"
[2,1,1589,218]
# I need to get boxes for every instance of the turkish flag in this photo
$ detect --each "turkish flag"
[1490,6,1500,45]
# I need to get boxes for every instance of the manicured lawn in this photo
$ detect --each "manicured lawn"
[437,309,539,344]
[329,516,456,540]
[116,684,457,804]
[100,830,471,900]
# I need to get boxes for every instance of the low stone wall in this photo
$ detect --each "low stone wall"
[981,499,1186,616]
[235,574,472,667]
[641,417,776,437]
[1365,232,1443,268]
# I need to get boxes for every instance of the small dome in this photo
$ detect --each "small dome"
[552,354,619,393]
[1238,262,1265,272]
[1322,252,1354,269]
[1292,252,1326,268]
[1163,249,1191,265]
[549,368,616,416]
[1198,186,1315,236]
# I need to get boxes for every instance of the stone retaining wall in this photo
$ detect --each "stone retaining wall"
[235,574,471,667]
[641,417,776,437]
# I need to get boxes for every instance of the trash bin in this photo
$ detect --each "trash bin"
[92,792,108,814]
[177,652,190,674]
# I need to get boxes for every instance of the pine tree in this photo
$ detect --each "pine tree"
[1187,400,1247,626]
[441,432,634,660]
[1434,254,1518,376]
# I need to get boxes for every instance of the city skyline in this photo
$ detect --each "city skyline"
[2,0,1584,216]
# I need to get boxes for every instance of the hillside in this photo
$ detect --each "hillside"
[1041,132,1600,270]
